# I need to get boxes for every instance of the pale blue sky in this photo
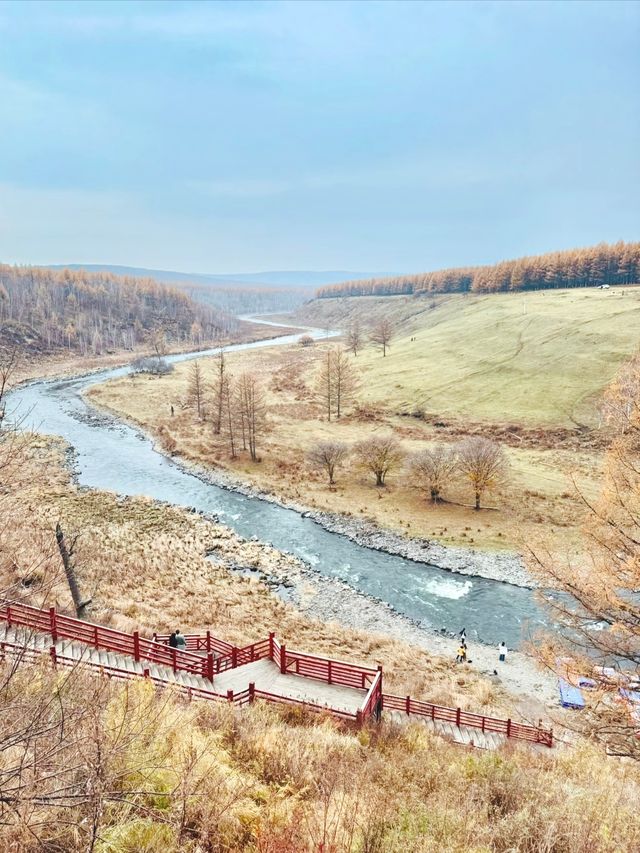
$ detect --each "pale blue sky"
[0,0,638,273]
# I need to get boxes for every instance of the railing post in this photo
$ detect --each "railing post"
[206,652,214,683]
[356,709,363,727]
[481,716,486,733]
[431,704,435,720]
[206,630,211,652]
[49,607,57,644]
[172,648,177,673]
[268,632,275,659]
[456,707,461,728]
[133,631,140,662]
[143,668,150,678]
[227,689,234,703]
[249,682,255,703]
[50,646,57,667]
[232,647,238,669]
[377,664,383,696]
[94,625,99,649]
[280,644,286,674]
[506,719,512,738]
[405,695,411,715]
[328,660,332,685]
[6,605,11,627]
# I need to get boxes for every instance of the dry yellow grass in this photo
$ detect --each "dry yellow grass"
[4,667,639,852]
[3,439,639,850]
[8,439,514,714]
[88,340,600,552]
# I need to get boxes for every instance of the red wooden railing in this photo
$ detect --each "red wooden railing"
[273,635,378,691]
[381,693,553,747]
[359,668,383,724]
[0,602,211,679]
[0,602,553,743]
[153,631,234,657]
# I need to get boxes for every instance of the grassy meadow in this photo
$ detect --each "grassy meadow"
[296,286,640,426]
[83,287,640,553]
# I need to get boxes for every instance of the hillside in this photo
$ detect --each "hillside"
[0,263,236,357]
[42,265,390,317]
[294,287,640,427]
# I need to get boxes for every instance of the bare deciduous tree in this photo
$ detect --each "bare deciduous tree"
[316,349,333,422]
[369,318,394,357]
[210,349,226,434]
[315,347,359,421]
[307,441,349,485]
[332,349,359,419]
[345,321,363,356]
[236,373,267,462]
[149,324,167,358]
[456,436,508,510]
[354,434,403,487]
[0,346,20,428]
[186,360,204,418]
[299,335,314,347]
[55,522,91,618]
[408,445,458,503]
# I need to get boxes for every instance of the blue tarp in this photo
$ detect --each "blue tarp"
[558,679,585,709]
[619,688,640,705]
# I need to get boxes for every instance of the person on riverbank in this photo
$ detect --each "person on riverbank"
[456,643,467,663]
[498,642,507,663]
[175,630,186,653]
[169,631,178,648]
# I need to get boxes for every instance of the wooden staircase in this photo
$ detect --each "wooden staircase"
[0,602,553,749]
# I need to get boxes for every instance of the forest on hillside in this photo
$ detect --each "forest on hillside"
[316,241,640,299]
[178,282,309,316]
[0,265,237,355]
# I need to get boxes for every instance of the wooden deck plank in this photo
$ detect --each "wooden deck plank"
[213,659,367,713]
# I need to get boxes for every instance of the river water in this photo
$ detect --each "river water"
[9,324,547,649]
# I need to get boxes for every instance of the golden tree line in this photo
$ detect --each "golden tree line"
[316,240,640,299]
[0,264,235,355]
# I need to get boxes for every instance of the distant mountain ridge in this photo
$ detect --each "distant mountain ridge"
[46,264,389,289]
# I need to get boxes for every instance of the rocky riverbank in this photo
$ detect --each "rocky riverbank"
[150,450,536,589]
[204,521,558,712]
[69,396,556,711]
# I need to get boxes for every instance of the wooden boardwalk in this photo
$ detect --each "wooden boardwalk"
[386,709,507,749]
[0,603,553,750]
[213,658,367,713]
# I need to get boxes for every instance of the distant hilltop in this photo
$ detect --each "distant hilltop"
[45,264,392,290]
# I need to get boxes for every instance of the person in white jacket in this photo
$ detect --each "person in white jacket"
[498,642,507,663]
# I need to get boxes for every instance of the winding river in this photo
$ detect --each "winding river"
[9,322,548,649]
